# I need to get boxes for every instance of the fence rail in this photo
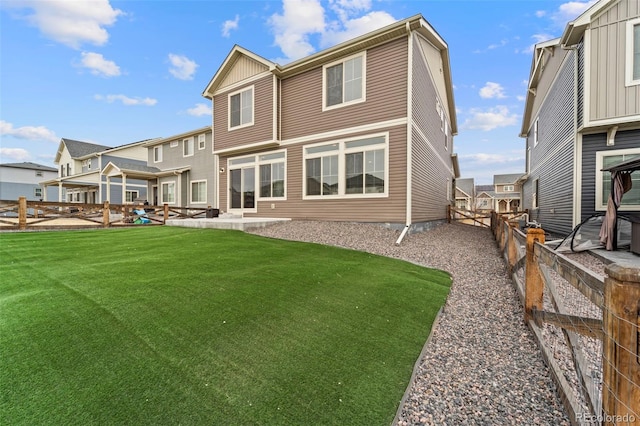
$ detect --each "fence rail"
[0,197,215,231]
[491,212,639,425]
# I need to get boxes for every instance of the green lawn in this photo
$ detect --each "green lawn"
[0,226,450,425]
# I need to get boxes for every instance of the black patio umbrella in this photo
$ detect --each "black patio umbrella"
[599,157,640,250]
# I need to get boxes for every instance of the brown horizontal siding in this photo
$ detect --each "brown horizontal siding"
[411,128,451,222]
[213,75,274,152]
[280,37,408,140]
[221,125,407,222]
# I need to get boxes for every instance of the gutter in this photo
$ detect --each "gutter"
[398,24,413,246]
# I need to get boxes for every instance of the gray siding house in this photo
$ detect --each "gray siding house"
[0,162,58,201]
[455,178,474,210]
[141,127,215,207]
[42,138,153,204]
[202,14,459,231]
[520,0,640,235]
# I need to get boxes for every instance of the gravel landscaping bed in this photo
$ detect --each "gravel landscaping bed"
[249,221,570,425]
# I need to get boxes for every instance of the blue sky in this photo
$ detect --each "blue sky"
[0,0,596,184]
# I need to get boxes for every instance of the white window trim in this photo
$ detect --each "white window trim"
[257,150,287,201]
[532,178,539,209]
[228,85,255,131]
[533,118,539,147]
[154,145,163,163]
[595,147,640,211]
[170,141,179,148]
[198,134,206,150]
[302,132,388,200]
[504,185,514,192]
[161,181,176,205]
[322,52,367,112]
[183,137,194,157]
[190,179,207,204]
[34,187,43,197]
[625,18,640,87]
[125,190,139,204]
[227,155,258,213]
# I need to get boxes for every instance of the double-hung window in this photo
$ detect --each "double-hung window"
[183,138,194,157]
[162,182,176,204]
[304,134,387,198]
[198,134,206,150]
[229,86,254,129]
[323,53,365,110]
[258,151,286,199]
[191,180,207,204]
[126,190,139,203]
[596,148,640,210]
[626,18,640,86]
[503,185,514,192]
[154,145,163,162]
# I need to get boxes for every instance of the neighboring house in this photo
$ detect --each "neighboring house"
[202,14,459,231]
[455,178,475,210]
[42,138,154,204]
[520,0,640,235]
[492,173,525,213]
[475,184,495,212]
[0,162,58,201]
[140,127,215,207]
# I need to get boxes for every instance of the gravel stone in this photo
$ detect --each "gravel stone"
[249,221,571,425]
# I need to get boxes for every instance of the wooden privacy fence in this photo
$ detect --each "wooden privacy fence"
[0,197,217,231]
[491,212,639,425]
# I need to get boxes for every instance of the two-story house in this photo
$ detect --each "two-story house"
[0,162,58,201]
[140,127,215,207]
[42,138,154,204]
[455,178,475,210]
[202,14,458,232]
[520,0,640,236]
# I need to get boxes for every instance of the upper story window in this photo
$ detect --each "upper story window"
[154,145,163,163]
[323,53,366,111]
[170,141,179,148]
[503,185,514,192]
[35,171,43,177]
[626,18,640,86]
[198,134,206,150]
[533,118,539,147]
[229,86,254,130]
[87,158,92,170]
[183,137,194,157]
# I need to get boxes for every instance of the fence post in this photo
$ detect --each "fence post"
[507,222,517,274]
[525,228,545,323]
[18,196,27,230]
[602,263,640,425]
[163,203,169,225]
[447,204,451,223]
[103,201,110,228]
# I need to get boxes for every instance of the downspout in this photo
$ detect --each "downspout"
[396,23,413,246]
[211,99,219,210]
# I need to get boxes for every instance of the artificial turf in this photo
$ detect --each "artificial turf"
[0,226,450,425]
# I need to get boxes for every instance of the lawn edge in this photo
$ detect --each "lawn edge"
[391,305,445,425]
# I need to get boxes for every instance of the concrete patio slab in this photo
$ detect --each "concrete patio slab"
[165,217,291,231]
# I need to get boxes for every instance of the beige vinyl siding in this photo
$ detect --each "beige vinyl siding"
[219,126,407,222]
[218,56,270,91]
[213,76,274,152]
[280,37,408,140]
[410,35,453,222]
[589,0,640,121]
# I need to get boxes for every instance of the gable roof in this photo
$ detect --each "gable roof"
[202,14,457,134]
[560,0,618,46]
[145,126,211,147]
[0,162,57,172]
[493,173,525,185]
[456,178,475,197]
[59,138,111,160]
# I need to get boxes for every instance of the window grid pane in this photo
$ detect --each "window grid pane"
[634,24,640,80]
[326,64,343,106]
[260,164,271,198]
[230,94,241,127]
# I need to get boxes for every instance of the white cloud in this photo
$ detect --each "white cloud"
[321,10,396,48]
[479,82,506,99]
[462,106,519,131]
[0,120,59,142]
[521,33,555,54]
[94,94,157,106]
[535,10,547,18]
[268,0,396,62]
[168,54,198,80]
[187,103,210,117]
[554,0,598,23]
[0,148,31,161]
[222,15,240,37]
[5,0,123,49]
[459,152,524,165]
[268,0,326,61]
[79,52,121,77]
